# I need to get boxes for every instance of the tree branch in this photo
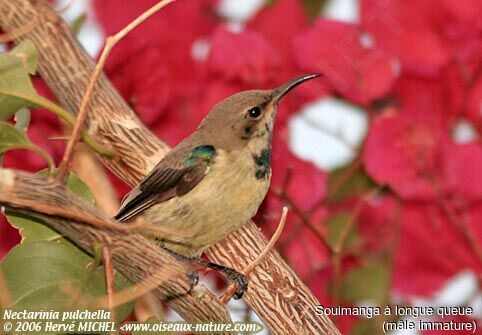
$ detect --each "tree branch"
[0,168,230,323]
[0,1,340,334]
[56,0,175,183]
[219,207,288,303]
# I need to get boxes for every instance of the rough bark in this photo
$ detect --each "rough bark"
[0,168,231,323]
[72,143,120,216]
[0,1,340,334]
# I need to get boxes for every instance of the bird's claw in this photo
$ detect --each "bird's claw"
[188,270,199,292]
[225,269,248,300]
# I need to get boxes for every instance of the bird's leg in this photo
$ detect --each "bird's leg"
[161,246,248,300]
[155,240,199,293]
[194,258,248,300]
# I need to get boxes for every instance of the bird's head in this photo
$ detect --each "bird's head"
[198,74,320,149]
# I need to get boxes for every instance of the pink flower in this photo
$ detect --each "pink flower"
[294,19,396,105]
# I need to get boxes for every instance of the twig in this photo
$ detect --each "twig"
[219,207,288,304]
[94,269,170,309]
[310,157,363,212]
[273,187,333,254]
[243,303,252,323]
[300,114,356,151]
[331,189,378,305]
[281,166,293,192]
[277,218,303,251]
[272,167,299,251]
[71,143,119,216]
[54,0,75,13]
[439,195,482,265]
[56,0,176,183]
[0,18,41,43]
[333,188,380,254]
[244,207,288,274]
[5,196,130,233]
[273,166,334,254]
[63,243,105,309]
[102,244,116,322]
[430,176,482,265]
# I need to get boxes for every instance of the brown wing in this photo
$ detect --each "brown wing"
[114,146,215,222]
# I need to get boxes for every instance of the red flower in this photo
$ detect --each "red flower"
[94,0,219,112]
[448,142,482,202]
[466,75,482,127]
[208,27,282,85]
[439,0,482,78]
[393,203,482,296]
[93,0,218,56]
[294,19,396,105]
[358,194,399,253]
[361,0,450,77]
[248,0,331,114]
[102,36,172,125]
[393,75,447,123]
[363,111,451,201]
[248,0,308,59]
[0,215,20,260]
[361,0,482,80]
[364,109,482,202]
[270,127,328,212]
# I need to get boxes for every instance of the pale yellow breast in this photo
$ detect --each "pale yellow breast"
[144,148,270,256]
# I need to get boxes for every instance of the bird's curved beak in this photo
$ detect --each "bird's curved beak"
[272,73,321,105]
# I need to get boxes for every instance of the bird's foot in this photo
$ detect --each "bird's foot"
[223,268,248,300]
[188,269,199,292]
[160,246,199,293]
[159,246,248,299]
[195,260,248,300]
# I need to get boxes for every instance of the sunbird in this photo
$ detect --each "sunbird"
[115,74,320,298]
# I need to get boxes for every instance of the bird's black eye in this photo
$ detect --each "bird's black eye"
[248,106,261,119]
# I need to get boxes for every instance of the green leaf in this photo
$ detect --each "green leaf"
[71,13,87,36]
[6,212,61,242]
[65,172,95,205]
[0,40,114,158]
[0,120,31,150]
[340,262,390,304]
[8,173,94,242]
[302,0,326,21]
[0,121,54,171]
[10,39,39,75]
[326,212,360,251]
[0,240,133,321]
[0,48,37,120]
[0,90,116,158]
[0,41,114,157]
[326,162,375,203]
[3,174,134,321]
[14,108,31,131]
[351,319,377,335]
